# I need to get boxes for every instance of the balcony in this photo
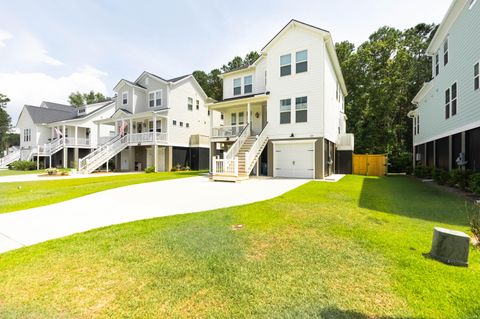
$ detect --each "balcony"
[211,124,248,140]
[65,137,91,147]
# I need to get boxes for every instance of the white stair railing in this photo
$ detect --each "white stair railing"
[212,124,249,176]
[79,134,129,174]
[212,156,238,177]
[0,150,21,168]
[244,123,269,175]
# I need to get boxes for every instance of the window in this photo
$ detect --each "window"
[443,39,449,66]
[451,83,457,116]
[296,50,308,73]
[186,123,190,128]
[244,76,252,94]
[295,96,308,123]
[238,112,245,125]
[474,62,479,91]
[122,91,128,105]
[280,99,291,124]
[417,115,420,134]
[231,113,237,125]
[180,121,184,127]
[220,113,224,120]
[435,52,440,76]
[188,97,193,111]
[445,88,450,119]
[233,78,241,96]
[196,100,199,110]
[173,120,177,126]
[149,90,162,107]
[23,129,31,142]
[208,110,211,116]
[280,54,291,77]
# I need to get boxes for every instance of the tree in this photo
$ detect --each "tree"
[336,24,435,171]
[68,91,109,107]
[0,93,12,154]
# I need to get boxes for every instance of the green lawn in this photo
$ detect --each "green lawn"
[0,171,203,213]
[0,175,479,318]
[0,169,45,176]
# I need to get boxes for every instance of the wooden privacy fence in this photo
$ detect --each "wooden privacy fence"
[352,154,387,176]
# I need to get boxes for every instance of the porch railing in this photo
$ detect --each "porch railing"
[35,138,64,156]
[0,149,21,168]
[212,156,238,177]
[245,122,269,174]
[211,124,248,139]
[65,137,90,147]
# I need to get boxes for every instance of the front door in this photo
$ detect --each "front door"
[251,104,263,135]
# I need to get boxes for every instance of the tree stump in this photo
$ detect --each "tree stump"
[430,227,470,267]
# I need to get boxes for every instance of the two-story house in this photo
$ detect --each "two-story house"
[12,100,115,169]
[409,0,480,172]
[80,72,220,173]
[209,20,353,181]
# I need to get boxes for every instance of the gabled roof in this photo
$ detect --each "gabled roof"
[23,105,76,124]
[427,0,469,55]
[40,101,77,113]
[134,71,192,85]
[113,79,147,92]
[168,74,190,82]
[48,100,115,124]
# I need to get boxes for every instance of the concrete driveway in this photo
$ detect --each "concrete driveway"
[0,176,308,253]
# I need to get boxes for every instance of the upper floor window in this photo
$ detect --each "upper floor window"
[280,54,291,77]
[296,50,308,73]
[443,39,449,66]
[435,52,440,76]
[445,87,451,119]
[173,120,177,126]
[187,97,193,111]
[417,115,420,134]
[233,78,241,96]
[231,113,237,125]
[295,96,308,123]
[474,62,479,91]
[122,92,128,105]
[244,76,253,94]
[23,129,31,142]
[180,121,184,127]
[280,98,291,124]
[149,90,162,107]
[196,100,200,110]
[451,83,457,116]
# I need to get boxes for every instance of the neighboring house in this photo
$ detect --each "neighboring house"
[80,72,220,173]
[209,19,354,181]
[13,100,115,168]
[409,0,480,171]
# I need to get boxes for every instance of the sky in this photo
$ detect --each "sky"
[0,0,452,124]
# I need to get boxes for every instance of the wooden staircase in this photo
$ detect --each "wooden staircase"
[236,136,258,179]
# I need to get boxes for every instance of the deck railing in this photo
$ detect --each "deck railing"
[211,124,247,139]
[212,156,238,177]
[245,122,269,174]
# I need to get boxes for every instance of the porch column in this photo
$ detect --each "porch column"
[49,155,52,169]
[74,148,79,169]
[129,118,133,135]
[75,125,78,146]
[63,124,67,168]
[153,114,158,172]
[247,102,251,131]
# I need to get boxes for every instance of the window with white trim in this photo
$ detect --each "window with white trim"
[280,98,291,124]
[180,121,184,127]
[148,90,162,107]
[445,87,451,119]
[173,120,177,126]
[435,52,440,76]
[443,39,449,66]
[187,97,193,111]
[238,112,245,125]
[186,123,190,128]
[417,115,420,134]
[296,50,308,73]
[196,100,199,110]
[280,54,291,77]
[231,113,237,125]
[244,76,252,94]
[474,62,479,91]
[451,82,457,116]
[23,129,31,142]
[122,91,128,105]
[295,96,308,123]
[233,78,241,96]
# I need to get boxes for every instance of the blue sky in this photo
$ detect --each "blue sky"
[0,0,452,123]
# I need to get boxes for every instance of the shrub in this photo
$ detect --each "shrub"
[8,160,37,171]
[467,204,480,247]
[469,173,480,194]
[144,166,155,173]
[449,169,473,190]
[414,165,432,179]
[388,152,412,174]
[432,168,450,185]
[46,168,57,175]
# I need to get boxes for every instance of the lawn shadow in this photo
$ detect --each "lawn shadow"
[358,175,469,226]
[318,307,429,319]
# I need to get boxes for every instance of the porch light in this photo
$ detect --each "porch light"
[255,112,260,118]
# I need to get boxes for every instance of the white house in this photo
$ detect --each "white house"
[209,19,353,181]
[409,0,480,171]
[79,72,221,173]
[10,100,115,169]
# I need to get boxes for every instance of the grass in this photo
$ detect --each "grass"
[0,169,45,176]
[0,175,479,318]
[0,171,203,213]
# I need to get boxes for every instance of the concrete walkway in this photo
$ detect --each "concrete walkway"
[0,176,308,253]
[0,171,139,183]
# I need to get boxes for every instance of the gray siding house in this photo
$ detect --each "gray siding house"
[410,0,480,171]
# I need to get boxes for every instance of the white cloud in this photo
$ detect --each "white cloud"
[0,65,109,124]
[0,30,13,48]
[0,30,62,67]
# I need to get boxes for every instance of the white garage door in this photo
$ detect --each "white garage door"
[274,142,315,179]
